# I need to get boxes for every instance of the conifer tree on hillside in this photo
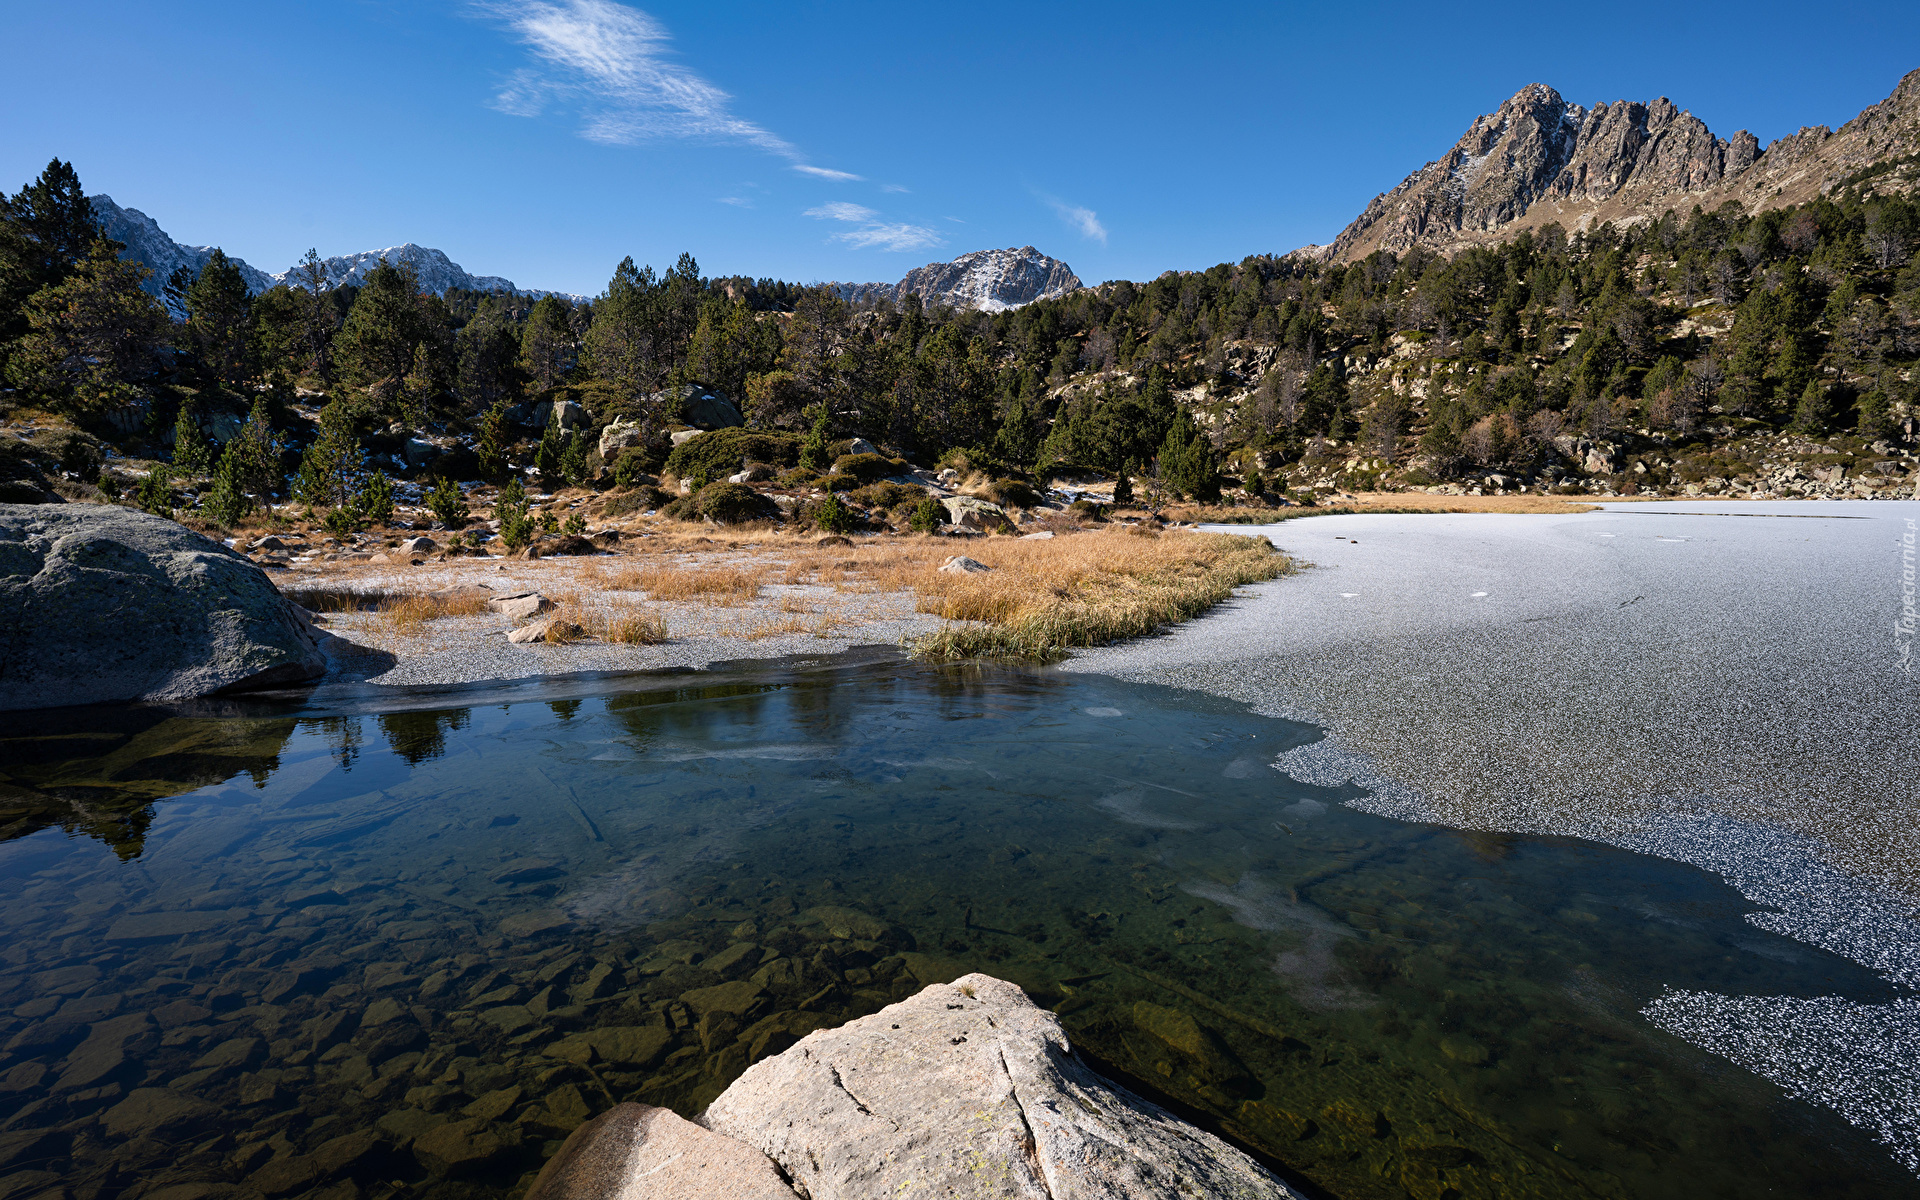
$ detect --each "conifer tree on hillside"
[336,259,437,394]
[458,297,523,413]
[476,400,510,482]
[520,294,573,391]
[5,241,168,419]
[291,249,338,385]
[172,404,211,475]
[184,248,253,388]
[0,158,102,342]
[583,257,665,399]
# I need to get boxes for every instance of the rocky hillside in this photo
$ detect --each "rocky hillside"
[835,246,1082,311]
[89,193,585,311]
[1319,68,1920,263]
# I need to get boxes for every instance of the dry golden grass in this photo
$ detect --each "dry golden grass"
[595,602,670,645]
[377,594,440,636]
[722,611,849,640]
[436,591,493,617]
[612,565,765,604]
[905,529,1290,660]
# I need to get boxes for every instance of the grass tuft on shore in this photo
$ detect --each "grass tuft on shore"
[907,529,1291,662]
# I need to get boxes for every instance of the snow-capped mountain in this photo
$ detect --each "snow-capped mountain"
[91,196,276,313]
[89,194,585,314]
[271,243,584,303]
[834,246,1081,312]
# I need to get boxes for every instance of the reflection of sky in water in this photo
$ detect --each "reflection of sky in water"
[0,658,1912,1198]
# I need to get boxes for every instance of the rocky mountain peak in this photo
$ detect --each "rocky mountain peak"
[833,246,1081,312]
[88,194,584,313]
[1318,67,1920,263]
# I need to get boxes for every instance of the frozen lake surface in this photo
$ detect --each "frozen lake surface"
[1070,499,1920,1171]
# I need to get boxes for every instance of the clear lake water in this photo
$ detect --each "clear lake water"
[0,651,1910,1200]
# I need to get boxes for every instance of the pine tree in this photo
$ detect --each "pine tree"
[184,249,253,387]
[295,398,360,510]
[201,446,249,528]
[534,419,561,480]
[1113,460,1134,507]
[1158,411,1220,501]
[519,294,572,391]
[799,403,831,471]
[459,297,522,411]
[398,343,437,427]
[173,404,211,475]
[1789,380,1834,435]
[135,465,173,517]
[495,477,534,549]
[292,249,337,384]
[425,477,468,528]
[6,241,168,418]
[336,258,430,392]
[0,159,102,341]
[231,399,283,502]
[477,400,510,481]
[560,430,589,487]
[356,470,394,527]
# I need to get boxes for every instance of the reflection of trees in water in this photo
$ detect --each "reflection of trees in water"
[302,715,366,771]
[0,710,296,859]
[377,709,472,766]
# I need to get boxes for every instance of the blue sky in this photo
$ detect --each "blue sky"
[5,1,1917,296]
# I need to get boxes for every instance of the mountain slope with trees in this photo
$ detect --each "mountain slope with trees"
[0,113,1915,541]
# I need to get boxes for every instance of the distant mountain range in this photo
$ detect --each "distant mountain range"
[1303,67,1920,263]
[89,195,587,315]
[833,246,1082,312]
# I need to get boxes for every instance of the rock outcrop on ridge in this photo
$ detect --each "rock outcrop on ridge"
[835,246,1082,311]
[1321,67,1920,262]
[0,504,327,710]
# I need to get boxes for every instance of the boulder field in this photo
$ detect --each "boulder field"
[526,973,1302,1200]
[0,503,327,710]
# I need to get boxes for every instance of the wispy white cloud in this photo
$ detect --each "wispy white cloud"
[717,196,752,207]
[881,183,910,194]
[1045,196,1108,245]
[481,0,857,181]
[804,202,878,222]
[833,223,944,252]
[793,164,863,182]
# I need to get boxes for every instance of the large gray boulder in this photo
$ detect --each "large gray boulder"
[702,973,1302,1200]
[524,1103,796,1200]
[0,504,327,710]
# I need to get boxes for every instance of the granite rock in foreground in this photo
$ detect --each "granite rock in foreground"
[524,1102,797,1200]
[0,503,326,710]
[702,972,1302,1200]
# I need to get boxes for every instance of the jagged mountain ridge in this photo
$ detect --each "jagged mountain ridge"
[1317,68,1920,263]
[834,246,1082,311]
[88,194,585,314]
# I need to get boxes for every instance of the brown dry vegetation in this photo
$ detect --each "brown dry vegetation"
[292,523,1290,663]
